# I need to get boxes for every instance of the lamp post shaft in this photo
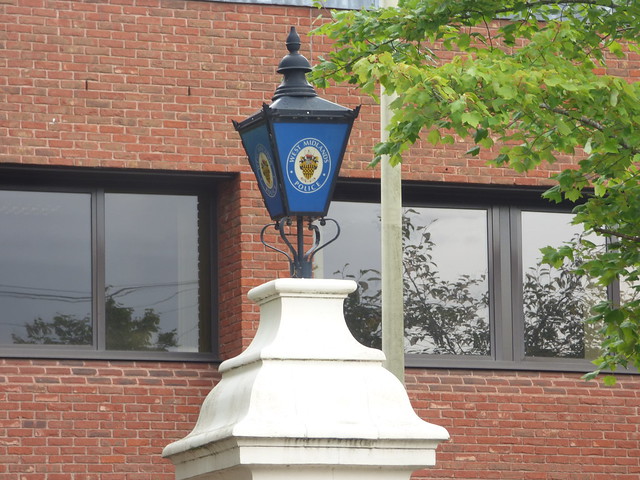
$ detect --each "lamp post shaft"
[294,216,310,278]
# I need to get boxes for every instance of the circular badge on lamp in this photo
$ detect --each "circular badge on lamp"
[286,138,331,194]
[255,143,277,198]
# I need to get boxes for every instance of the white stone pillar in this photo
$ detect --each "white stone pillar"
[163,279,449,480]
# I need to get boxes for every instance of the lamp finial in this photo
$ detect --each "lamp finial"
[285,26,301,55]
[273,26,316,100]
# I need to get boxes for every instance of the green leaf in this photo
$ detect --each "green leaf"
[543,186,563,203]
[427,129,441,145]
[466,145,481,156]
[461,111,483,128]
[457,33,471,49]
[603,375,617,386]
[608,41,624,58]
[604,309,625,324]
[473,128,489,143]
[584,137,593,154]
[556,120,573,136]
[565,188,582,202]
[610,89,619,107]
[544,76,563,87]
[603,139,620,153]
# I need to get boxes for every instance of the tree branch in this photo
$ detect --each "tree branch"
[540,102,640,155]
[593,227,640,243]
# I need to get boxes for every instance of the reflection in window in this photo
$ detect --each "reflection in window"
[322,202,490,356]
[620,278,639,305]
[0,191,92,346]
[521,211,605,360]
[320,202,382,350]
[105,194,201,352]
[323,197,623,367]
[402,207,489,355]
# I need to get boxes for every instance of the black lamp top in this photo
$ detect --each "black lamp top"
[272,27,317,100]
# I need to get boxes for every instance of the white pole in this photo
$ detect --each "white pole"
[380,0,404,383]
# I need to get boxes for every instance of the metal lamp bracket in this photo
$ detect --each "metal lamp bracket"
[260,217,341,278]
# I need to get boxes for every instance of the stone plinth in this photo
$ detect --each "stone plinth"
[163,279,449,480]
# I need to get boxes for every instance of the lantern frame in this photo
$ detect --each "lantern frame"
[233,27,359,278]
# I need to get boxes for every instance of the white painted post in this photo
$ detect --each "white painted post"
[381,101,405,383]
[380,0,405,384]
[163,279,449,480]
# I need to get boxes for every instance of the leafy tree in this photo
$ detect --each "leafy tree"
[104,297,178,351]
[311,0,640,378]
[12,296,178,351]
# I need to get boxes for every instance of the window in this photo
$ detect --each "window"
[104,193,204,352]
[0,172,216,360]
[1,191,93,347]
[517,211,605,361]
[320,184,611,371]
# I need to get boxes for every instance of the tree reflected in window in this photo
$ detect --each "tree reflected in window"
[402,208,489,355]
[523,261,603,359]
[12,296,178,351]
[521,212,605,360]
[11,315,91,346]
[330,205,490,356]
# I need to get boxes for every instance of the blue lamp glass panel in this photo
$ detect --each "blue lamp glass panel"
[240,123,286,220]
[272,122,350,216]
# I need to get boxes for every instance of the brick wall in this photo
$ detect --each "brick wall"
[0,0,565,185]
[1,0,639,479]
[2,361,639,480]
[0,359,219,480]
[407,369,640,480]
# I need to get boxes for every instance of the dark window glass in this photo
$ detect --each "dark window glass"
[621,280,638,304]
[403,207,489,356]
[105,194,201,352]
[521,211,605,360]
[320,201,382,349]
[0,186,212,357]
[0,191,92,346]
[321,202,490,356]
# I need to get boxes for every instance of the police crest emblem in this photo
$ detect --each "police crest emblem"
[286,138,331,194]
[255,143,277,198]
[298,152,319,181]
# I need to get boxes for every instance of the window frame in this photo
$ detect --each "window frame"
[0,166,224,362]
[332,180,609,373]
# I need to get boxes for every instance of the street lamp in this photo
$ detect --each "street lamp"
[233,27,359,278]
